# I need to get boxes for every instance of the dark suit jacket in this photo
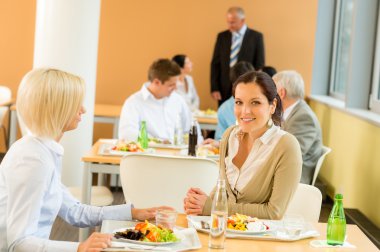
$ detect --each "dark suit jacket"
[282,100,323,184]
[211,27,265,104]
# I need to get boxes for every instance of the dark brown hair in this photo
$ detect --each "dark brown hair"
[148,58,181,83]
[172,54,186,68]
[232,71,283,126]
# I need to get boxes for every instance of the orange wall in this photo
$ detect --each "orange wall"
[97,0,318,109]
[0,0,36,96]
[0,0,318,141]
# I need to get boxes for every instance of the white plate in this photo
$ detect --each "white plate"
[97,143,155,156]
[148,142,188,149]
[227,224,269,234]
[113,228,181,246]
[193,110,217,118]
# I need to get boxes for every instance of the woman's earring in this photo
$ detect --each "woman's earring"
[267,118,273,128]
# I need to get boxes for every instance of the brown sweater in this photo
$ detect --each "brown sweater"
[202,126,302,219]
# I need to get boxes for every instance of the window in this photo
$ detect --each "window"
[370,10,380,113]
[330,0,354,99]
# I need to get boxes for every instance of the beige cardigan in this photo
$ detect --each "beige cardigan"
[202,126,302,219]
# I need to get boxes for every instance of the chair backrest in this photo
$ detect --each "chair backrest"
[120,153,219,213]
[0,86,11,104]
[285,183,322,222]
[311,146,332,186]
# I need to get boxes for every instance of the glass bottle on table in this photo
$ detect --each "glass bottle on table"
[174,115,183,146]
[209,179,228,249]
[188,119,198,156]
[137,121,148,149]
[327,194,346,245]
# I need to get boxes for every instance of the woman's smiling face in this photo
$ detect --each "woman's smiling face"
[234,82,276,135]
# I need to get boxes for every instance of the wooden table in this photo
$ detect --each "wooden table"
[194,116,218,131]
[101,214,379,251]
[94,104,122,138]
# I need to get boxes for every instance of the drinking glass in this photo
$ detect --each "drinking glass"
[156,209,177,230]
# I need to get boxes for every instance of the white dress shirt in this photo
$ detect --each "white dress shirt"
[0,135,132,252]
[118,82,192,142]
[175,75,200,112]
[225,125,286,193]
[283,100,300,121]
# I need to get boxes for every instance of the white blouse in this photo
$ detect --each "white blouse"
[225,125,286,193]
[0,136,132,252]
[175,75,200,112]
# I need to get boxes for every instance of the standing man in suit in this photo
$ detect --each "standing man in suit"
[211,6,265,106]
[273,70,323,184]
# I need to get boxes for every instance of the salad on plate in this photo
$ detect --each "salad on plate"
[114,221,180,245]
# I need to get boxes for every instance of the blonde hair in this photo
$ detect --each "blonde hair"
[17,68,85,139]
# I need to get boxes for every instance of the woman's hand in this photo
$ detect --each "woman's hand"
[131,206,175,220]
[77,232,112,252]
[183,188,208,215]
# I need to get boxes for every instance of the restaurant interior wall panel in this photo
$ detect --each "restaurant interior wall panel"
[0,1,36,96]
[94,0,318,140]
[310,100,380,228]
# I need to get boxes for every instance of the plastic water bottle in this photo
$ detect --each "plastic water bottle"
[327,194,346,245]
[137,121,148,149]
[209,179,228,249]
[174,115,183,145]
[188,119,198,156]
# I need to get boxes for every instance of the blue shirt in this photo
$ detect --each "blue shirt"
[215,97,236,140]
[0,136,132,252]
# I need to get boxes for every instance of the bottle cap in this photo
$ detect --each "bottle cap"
[335,194,343,200]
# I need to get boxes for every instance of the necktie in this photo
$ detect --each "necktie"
[230,32,242,67]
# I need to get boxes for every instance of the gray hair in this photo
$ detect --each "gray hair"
[273,70,305,99]
[227,7,245,19]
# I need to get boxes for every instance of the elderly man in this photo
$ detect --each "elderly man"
[211,6,265,106]
[273,70,323,184]
[118,58,192,143]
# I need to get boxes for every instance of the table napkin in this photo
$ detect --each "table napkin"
[310,240,356,248]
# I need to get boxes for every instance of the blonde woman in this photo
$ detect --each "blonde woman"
[0,69,170,252]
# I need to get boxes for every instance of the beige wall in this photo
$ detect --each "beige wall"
[310,100,380,228]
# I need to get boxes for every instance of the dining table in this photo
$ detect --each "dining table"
[100,214,379,251]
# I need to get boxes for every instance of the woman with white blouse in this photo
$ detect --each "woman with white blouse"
[184,71,302,220]
[0,69,171,252]
[172,54,200,112]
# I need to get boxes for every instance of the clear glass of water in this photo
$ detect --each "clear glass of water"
[282,214,305,238]
[156,209,177,230]
[208,210,227,249]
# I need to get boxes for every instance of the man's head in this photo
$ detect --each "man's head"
[272,70,305,106]
[230,61,254,84]
[148,58,181,98]
[226,7,245,32]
